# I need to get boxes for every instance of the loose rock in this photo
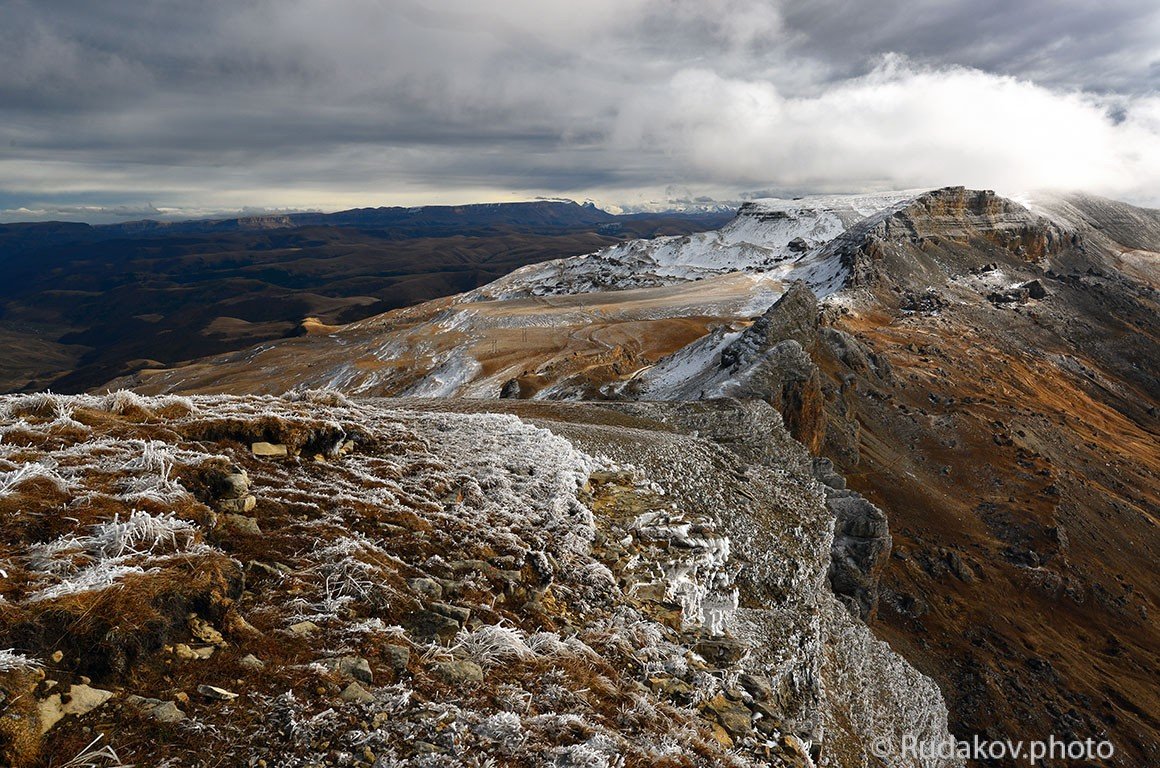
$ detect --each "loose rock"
[339,682,375,705]
[432,659,484,685]
[382,644,410,671]
[126,696,186,723]
[287,620,320,638]
[238,654,266,671]
[407,577,443,601]
[38,684,114,733]
[322,656,373,684]
[196,684,239,701]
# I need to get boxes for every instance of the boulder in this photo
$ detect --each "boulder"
[432,659,484,685]
[430,602,471,625]
[188,614,227,647]
[339,681,375,704]
[211,468,251,500]
[693,636,747,668]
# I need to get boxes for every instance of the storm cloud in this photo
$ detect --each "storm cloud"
[2,0,1158,220]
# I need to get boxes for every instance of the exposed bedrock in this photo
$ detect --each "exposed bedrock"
[572,398,955,767]
[831,186,1070,292]
[816,461,893,621]
[707,282,897,620]
[718,282,827,453]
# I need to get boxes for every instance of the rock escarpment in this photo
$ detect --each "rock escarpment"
[829,187,1068,293]
[813,459,892,621]
[0,392,957,767]
[716,282,826,452]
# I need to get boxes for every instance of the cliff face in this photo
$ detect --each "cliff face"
[0,392,956,767]
[832,187,1069,292]
[807,192,1160,766]
[717,283,827,452]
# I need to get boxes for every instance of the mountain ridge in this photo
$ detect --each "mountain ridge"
[109,186,1160,766]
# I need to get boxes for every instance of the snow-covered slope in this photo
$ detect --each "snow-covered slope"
[114,190,932,400]
[473,191,924,300]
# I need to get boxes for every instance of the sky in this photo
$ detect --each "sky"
[2,0,1158,222]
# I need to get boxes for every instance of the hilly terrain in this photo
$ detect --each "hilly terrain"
[116,187,1160,766]
[0,202,731,395]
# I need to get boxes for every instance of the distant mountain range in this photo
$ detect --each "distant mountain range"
[0,201,733,393]
[0,200,727,248]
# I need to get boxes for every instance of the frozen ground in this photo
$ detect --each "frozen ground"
[0,391,957,767]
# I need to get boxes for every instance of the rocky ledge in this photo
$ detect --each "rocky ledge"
[0,391,955,767]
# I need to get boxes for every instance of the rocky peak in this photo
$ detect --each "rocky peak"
[721,281,820,371]
[832,187,1072,292]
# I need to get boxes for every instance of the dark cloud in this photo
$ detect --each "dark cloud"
[777,0,1160,93]
[1,0,1157,220]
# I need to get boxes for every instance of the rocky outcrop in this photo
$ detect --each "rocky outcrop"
[560,399,953,765]
[987,278,1047,304]
[715,283,827,452]
[722,281,821,366]
[829,187,1069,294]
[829,499,892,619]
[812,460,892,620]
[719,340,825,453]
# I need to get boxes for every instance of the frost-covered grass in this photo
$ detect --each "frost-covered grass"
[0,391,955,767]
[0,392,697,764]
[0,648,41,672]
[0,461,70,497]
[88,510,198,559]
[453,623,534,667]
[52,735,134,768]
[24,510,204,601]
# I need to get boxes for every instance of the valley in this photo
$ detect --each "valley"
[0,202,730,394]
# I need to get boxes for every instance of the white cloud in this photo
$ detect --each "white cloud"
[614,57,1160,204]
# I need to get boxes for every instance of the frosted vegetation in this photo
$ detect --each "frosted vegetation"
[0,391,956,767]
[0,392,728,765]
